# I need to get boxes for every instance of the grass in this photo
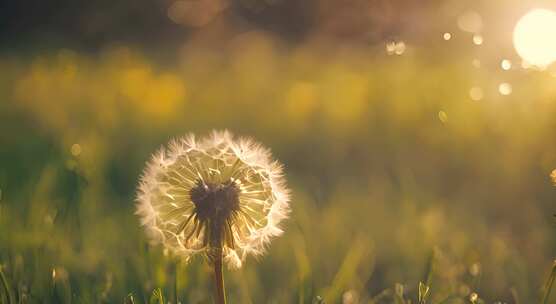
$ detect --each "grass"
[0,266,13,304]
[541,260,556,304]
[0,251,554,303]
[1,31,556,303]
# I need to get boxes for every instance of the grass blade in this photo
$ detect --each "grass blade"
[0,266,13,304]
[540,260,556,304]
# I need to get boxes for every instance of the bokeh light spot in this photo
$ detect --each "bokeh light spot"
[71,143,82,156]
[469,263,481,276]
[472,34,483,45]
[469,87,484,101]
[386,41,406,55]
[394,42,406,55]
[443,32,452,40]
[550,169,556,185]
[438,111,448,123]
[469,292,479,303]
[513,9,556,68]
[167,0,227,27]
[458,11,483,33]
[498,83,512,96]
[501,59,512,70]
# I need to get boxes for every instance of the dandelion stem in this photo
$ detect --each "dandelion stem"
[540,260,556,304]
[213,247,227,304]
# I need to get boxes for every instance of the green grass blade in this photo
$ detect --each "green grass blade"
[0,266,13,304]
[540,260,556,304]
[123,293,135,304]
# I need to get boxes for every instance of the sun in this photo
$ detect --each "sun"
[513,8,556,68]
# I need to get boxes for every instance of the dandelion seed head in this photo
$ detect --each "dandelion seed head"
[136,130,290,269]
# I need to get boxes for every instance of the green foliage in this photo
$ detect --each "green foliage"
[1,20,556,302]
[149,289,164,304]
[541,261,556,304]
[124,293,135,304]
[0,266,13,304]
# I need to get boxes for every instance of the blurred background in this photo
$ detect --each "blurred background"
[1,0,556,303]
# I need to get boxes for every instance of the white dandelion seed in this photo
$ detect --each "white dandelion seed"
[135,130,290,269]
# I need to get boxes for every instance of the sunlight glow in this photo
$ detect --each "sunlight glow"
[472,34,483,45]
[469,87,484,101]
[458,11,483,33]
[71,143,82,156]
[513,9,556,68]
[438,111,448,123]
[498,83,512,96]
[501,59,512,70]
[386,41,406,55]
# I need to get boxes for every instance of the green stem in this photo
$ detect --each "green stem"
[213,247,227,304]
[541,260,556,304]
[173,261,178,304]
[0,266,12,304]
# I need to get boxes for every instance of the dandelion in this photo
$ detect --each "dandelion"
[135,130,290,303]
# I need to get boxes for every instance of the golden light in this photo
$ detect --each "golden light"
[469,87,484,101]
[500,59,512,70]
[71,143,82,156]
[550,169,556,185]
[438,111,448,123]
[472,34,483,45]
[386,41,406,55]
[394,41,406,55]
[458,11,483,33]
[498,82,512,95]
[513,9,556,68]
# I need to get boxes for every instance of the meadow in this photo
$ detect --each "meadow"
[1,0,556,303]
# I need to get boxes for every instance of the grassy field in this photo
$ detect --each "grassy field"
[1,1,556,303]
